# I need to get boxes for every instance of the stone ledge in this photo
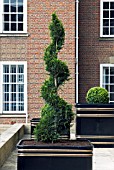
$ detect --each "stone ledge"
[0,124,24,167]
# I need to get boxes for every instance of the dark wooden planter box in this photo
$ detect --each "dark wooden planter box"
[30,118,70,139]
[76,103,114,147]
[17,139,93,170]
[30,118,40,138]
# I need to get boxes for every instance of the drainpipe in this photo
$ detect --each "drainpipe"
[70,0,79,140]
[76,0,79,103]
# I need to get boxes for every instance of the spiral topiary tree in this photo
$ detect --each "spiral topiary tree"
[34,13,74,143]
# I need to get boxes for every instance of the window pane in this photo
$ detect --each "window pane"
[4,23,9,31]
[110,11,114,18]
[11,75,16,82]
[103,67,109,74]
[4,0,9,3]
[10,65,16,73]
[11,93,16,101]
[18,5,23,12]
[103,19,109,26]
[110,76,114,83]
[103,27,109,35]
[18,23,23,31]
[110,93,114,101]
[103,11,109,18]
[110,27,114,35]
[18,84,24,92]
[4,103,9,111]
[11,84,16,92]
[19,103,24,111]
[11,103,16,111]
[19,93,24,101]
[4,5,9,12]
[18,0,23,3]
[4,93,9,101]
[18,65,24,73]
[110,68,114,74]
[4,84,9,92]
[4,14,9,21]
[17,74,24,82]
[11,0,16,3]
[3,65,9,73]
[110,85,114,92]
[103,2,109,9]
[18,14,23,21]
[111,2,114,9]
[104,85,109,91]
[11,14,16,21]
[11,4,16,12]
[11,23,16,31]
[110,19,114,26]
[103,75,109,83]
[3,75,9,83]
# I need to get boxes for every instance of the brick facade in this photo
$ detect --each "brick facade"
[0,0,75,124]
[78,0,114,103]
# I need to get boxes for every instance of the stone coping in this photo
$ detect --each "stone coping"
[0,123,24,167]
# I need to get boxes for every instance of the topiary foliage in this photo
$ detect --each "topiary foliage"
[86,87,109,104]
[34,13,74,143]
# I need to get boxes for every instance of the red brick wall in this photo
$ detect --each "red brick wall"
[78,0,114,103]
[0,0,75,124]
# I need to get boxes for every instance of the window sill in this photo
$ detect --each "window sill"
[0,114,28,118]
[99,37,114,41]
[0,33,29,37]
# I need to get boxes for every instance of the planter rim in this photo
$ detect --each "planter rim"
[76,103,114,108]
[17,139,93,150]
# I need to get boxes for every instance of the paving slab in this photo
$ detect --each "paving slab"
[1,140,114,170]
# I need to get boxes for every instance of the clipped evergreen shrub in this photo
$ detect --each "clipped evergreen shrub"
[86,87,109,104]
[34,13,74,143]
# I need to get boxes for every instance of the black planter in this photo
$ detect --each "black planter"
[76,103,114,147]
[30,118,70,139]
[17,139,93,170]
[30,118,40,138]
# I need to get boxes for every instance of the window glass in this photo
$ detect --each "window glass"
[101,1,114,36]
[102,65,114,102]
[2,0,26,32]
[2,64,25,112]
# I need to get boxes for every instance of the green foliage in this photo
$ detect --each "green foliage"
[86,87,109,104]
[34,12,74,143]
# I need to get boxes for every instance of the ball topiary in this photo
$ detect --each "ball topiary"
[86,87,109,104]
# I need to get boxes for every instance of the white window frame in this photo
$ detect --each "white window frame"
[0,0,27,34]
[0,61,27,114]
[100,64,114,103]
[100,0,114,37]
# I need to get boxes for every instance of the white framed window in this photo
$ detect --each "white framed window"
[0,0,27,33]
[0,61,27,114]
[100,64,114,103]
[100,0,114,37]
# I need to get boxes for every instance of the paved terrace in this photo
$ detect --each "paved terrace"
[0,124,114,170]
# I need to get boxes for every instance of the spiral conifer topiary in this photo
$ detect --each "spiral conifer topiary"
[34,13,74,143]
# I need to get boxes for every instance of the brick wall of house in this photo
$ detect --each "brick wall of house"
[0,0,75,124]
[78,0,114,103]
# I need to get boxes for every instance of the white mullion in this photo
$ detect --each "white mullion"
[24,0,27,33]
[109,1,111,35]
[0,0,3,33]
[100,0,103,36]
[16,65,18,111]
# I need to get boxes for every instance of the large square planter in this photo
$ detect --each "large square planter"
[17,139,93,170]
[76,103,114,147]
[30,118,40,138]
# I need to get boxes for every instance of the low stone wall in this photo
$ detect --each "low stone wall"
[0,123,24,167]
